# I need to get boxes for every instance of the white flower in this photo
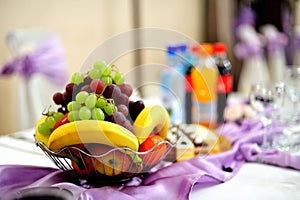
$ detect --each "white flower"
[243,105,257,118]
[223,104,244,121]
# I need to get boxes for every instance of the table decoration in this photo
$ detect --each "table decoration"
[1,118,299,200]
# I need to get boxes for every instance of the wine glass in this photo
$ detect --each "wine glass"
[271,66,300,153]
[249,81,285,149]
[282,66,300,124]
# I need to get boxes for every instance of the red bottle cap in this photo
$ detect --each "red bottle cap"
[213,43,227,53]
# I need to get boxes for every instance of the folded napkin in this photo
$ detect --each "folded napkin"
[1,119,299,200]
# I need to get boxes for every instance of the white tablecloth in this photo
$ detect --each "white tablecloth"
[1,129,300,200]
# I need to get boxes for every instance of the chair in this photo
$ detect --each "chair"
[3,29,68,130]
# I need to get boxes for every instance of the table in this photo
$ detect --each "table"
[1,128,300,200]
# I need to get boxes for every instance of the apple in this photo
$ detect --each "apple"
[69,144,96,176]
[138,134,167,167]
[88,144,132,176]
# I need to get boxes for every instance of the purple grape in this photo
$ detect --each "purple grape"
[123,120,133,132]
[119,83,133,97]
[84,76,92,85]
[116,93,129,105]
[65,83,76,96]
[112,111,127,126]
[76,82,86,93]
[129,100,145,121]
[117,104,129,117]
[103,84,121,99]
[53,92,64,105]
[80,85,92,93]
[62,92,72,106]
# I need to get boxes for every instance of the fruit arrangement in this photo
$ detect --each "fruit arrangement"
[34,61,172,182]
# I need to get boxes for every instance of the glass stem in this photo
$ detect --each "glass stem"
[261,119,271,150]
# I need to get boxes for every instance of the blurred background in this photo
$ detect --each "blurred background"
[0,0,298,134]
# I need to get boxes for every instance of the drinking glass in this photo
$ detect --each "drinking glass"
[249,81,285,149]
[282,66,300,124]
[271,66,300,153]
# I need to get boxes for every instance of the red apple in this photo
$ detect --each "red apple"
[69,144,96,176]
[138,134,167,167]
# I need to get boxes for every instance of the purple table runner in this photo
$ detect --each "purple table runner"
[1,119,299,200]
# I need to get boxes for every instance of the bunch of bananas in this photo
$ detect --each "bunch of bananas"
[35,105,170,153]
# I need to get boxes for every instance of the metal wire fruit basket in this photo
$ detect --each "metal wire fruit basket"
[35,138,176,186]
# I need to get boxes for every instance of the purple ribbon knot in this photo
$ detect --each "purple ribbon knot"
[0,35,67,86]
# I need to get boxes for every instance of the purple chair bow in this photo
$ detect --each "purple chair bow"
[0,34,67,86]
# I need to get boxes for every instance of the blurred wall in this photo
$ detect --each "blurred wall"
[0,0,205,134]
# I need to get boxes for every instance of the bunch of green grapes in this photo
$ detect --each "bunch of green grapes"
[38,111,65,135]
[47,60,145,132]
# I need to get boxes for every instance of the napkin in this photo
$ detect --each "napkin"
[1,119,299,200]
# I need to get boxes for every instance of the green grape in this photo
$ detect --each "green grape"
[53,112,64,122]
[88,68,101,80]
[102,66,112,76]
[76,91,89,104]
[96,98,107,109]
[93,60,107,71]
[91,108,105,120]
[71,72,84,85]
[85,94,97,109]
[45,116,56,129]
[79,106,92,120]
[101,76,113,85]
[38,122,51,135]
[67,101,81,111]
[68,111,79,122]
[104,103,114,116]
[113,72,125,85]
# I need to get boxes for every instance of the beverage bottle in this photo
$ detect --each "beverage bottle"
[191,43,218,129]
[214,43,233,124]
[184,44,200,124]
[161,45,185,124]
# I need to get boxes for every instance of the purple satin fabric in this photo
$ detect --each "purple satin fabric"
[265,32,287,55]
[234,42,264,59]
[1,119,299,200]
[0,35,67,85]
[234,5,256,33]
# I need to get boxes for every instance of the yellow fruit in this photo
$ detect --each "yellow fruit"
[133,105,170,144]
[47,120,139,152]
[34,116,50,145]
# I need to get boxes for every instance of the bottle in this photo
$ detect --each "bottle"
[161,45,185,124]
[191,43,218,129]
[214,42,233,124]
[184,44,200,124]
[185,64,193,124]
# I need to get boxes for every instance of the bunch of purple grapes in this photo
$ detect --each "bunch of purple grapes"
[51,61,145,131]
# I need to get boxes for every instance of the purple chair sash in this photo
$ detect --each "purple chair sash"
[0,34,67,86]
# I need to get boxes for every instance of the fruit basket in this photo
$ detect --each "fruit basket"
[34,60,176,186]
[35,137,176,185]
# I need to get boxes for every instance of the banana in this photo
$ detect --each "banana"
[133,105,170,144]
[34,116,50,145]
[47,120,139,152]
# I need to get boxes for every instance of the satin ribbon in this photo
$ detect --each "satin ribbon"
[265,32,287,55]
[0,34,67,85]
[1,119,299,200]
[234,41,264,60]
[233,5,256,33]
